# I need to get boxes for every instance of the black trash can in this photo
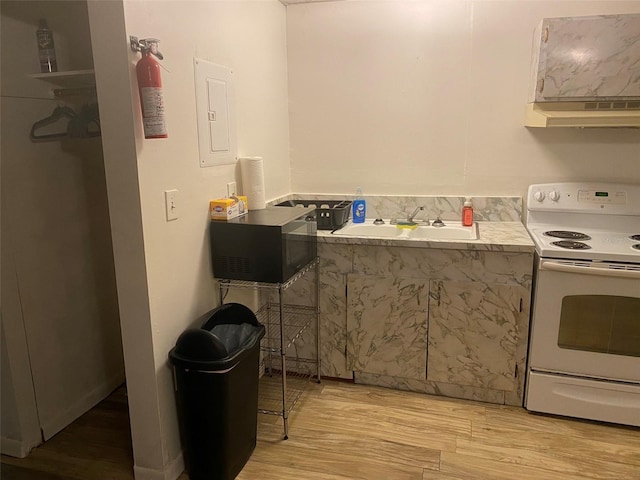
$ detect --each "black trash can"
[169,303,265,480]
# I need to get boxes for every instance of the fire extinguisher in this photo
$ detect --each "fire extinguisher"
[133,38,167,139]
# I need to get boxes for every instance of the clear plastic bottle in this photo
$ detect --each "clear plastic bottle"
[462,197,474,226]
[352,187,366,223]
[36,19,57,73]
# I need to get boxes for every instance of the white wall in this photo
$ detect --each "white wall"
[1,0,124,455]
[287,0,640,197]
[0,327,21,447]
[89,1,290,478]
[0,320,40,457]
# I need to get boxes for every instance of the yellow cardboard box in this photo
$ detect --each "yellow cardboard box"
[210,196,248,221]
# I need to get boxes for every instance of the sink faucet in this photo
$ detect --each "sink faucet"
[407,206,425,223]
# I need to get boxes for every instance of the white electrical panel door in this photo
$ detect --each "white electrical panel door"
[194,58,237,167]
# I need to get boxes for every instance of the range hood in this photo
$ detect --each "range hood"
[525,14,640,128]
[525,102,640,128]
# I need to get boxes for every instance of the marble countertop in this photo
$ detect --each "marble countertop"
[317,221,535,253]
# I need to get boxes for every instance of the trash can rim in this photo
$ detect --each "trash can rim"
[169,324,265,371]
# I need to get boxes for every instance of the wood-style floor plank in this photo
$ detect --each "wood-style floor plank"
[1,463,68,480]
[256,420,439,473]
[4,380,640,480]
[439,451,591,480]
[457,432,639,479]
[237,461,356,480]
[421,470,474,480]
[2,448,134,480]
[469,422,640,469]
[485,404,640,449]
[316,383,487,422]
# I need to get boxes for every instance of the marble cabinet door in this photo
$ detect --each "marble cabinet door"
[346,275,428,380]
[427,280,523,392]
[533,14,640,101]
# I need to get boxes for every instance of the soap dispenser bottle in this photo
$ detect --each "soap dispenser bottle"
[352,187,366,223]
[462,197,473,226]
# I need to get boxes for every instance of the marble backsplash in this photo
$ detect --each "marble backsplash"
[271,194,522,222]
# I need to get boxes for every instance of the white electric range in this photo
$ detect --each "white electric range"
[524,182,640,427]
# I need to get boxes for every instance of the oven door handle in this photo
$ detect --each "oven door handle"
[540,260,640,279]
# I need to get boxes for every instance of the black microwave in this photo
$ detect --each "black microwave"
[209,206,317,283]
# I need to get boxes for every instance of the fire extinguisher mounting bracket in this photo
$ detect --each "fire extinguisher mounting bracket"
[130,36,140,52]
[130,36,164,60]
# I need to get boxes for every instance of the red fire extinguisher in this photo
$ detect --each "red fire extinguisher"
[133,38,167,139]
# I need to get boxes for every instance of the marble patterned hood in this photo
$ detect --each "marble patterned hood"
[525,13,640,128]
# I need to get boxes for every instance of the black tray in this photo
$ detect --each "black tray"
[276,199,352,230]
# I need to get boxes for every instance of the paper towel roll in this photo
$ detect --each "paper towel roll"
[240,156,266,210]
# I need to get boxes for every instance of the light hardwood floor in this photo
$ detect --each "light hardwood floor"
[3,380,639,479]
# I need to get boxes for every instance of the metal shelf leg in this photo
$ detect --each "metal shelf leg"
[279,284,289,440]
[315,260,321,383]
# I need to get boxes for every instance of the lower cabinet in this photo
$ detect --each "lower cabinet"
[316,243,533,405]
[346,274,429,380]
[345,276,526,391]
[427,280,526,392]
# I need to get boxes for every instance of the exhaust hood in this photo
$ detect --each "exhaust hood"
[525,14,640,128]
[526,102,640,128]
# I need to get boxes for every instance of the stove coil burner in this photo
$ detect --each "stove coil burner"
[630,235,640,241]
[544,230,591,240]
[552,240,592,250]
[633,244,640,251]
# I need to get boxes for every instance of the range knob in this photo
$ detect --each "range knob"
[533,191,545,202]
[548,190,560,202]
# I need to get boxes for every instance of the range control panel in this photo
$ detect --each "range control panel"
[527,182,640,215]
[577,189,627,205]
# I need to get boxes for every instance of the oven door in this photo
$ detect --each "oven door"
[529,257,640,383]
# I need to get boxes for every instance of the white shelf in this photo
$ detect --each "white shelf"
[28,69,95,88]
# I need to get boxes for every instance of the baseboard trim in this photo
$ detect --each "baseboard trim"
[165,452,185,480]
[40,370,125,440]
[133,451,184,480]
[1,436,34,458]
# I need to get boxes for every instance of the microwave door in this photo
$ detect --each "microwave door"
[284,218,317,274]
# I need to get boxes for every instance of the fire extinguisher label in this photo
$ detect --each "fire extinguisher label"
[140,87,167,136]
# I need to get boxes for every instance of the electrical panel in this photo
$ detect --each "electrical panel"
[194,58,237,167]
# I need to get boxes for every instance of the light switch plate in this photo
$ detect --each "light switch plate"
[227,182,237,197]
[165,189,178,221]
